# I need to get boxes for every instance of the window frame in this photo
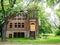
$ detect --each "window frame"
[14,23,18,28]
[21,23,24,28]
[9,23,12,28]
[18,23,21,28]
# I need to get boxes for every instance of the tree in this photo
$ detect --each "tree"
[0,0,60,40]
[46,0,60,30]
[0,15,3,37]
[38,7,52,34]
[56,6,60,29]
[0,0,36,41]
[27,3,52,34]
[0,0,16,41]
[46,0,60,7]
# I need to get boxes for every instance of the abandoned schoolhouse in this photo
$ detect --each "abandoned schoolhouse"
[6,12,39,39]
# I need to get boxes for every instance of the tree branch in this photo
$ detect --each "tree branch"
[53,0,60,7]
[12,0,16,7]
[9,0,16,8]
[1,0,5,14]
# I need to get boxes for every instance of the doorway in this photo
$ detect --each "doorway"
[9,34,12,38]
[30,31,35,39]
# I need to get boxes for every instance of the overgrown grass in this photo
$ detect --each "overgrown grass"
[0,36,60,44]
[6,36,60,44]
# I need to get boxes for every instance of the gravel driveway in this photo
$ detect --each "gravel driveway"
[0,42,60,45]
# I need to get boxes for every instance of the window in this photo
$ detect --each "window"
[18,23,21,28]
[22,23,24,28]
[10,23,12,28]
[15,23,17,28]
[14,23,24,28]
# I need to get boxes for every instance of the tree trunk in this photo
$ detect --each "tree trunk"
[2,22,7,41]
[1,0,7,41]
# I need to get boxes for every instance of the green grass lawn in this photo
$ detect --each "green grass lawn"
[6,36,60,44]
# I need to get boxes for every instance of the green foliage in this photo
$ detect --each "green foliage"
[39,19,52,34]
[55,6,60,30]
[27,4,39,18]
[0,4,2,11]
[55,28,60,36]
[27,4,52,34]
[46,0,58,7]
[4,2,10,11]
[0,17,3,33]
[0,0,59,35]
[0,0,24,30]
[16,0,23,4]
[33,0,42,3]
[56,7,60,20]
[7,4,22,15]
[0,14,3,27]
[38,6,52,34]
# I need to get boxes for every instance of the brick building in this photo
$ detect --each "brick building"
[6,13,39,39]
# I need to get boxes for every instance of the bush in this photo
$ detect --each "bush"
[55,29,60,36]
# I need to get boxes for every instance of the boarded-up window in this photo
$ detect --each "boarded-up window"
[30,23,35,31]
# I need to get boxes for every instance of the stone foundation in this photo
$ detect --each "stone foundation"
[6,30,30,38]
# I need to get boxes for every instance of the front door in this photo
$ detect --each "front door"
[30,31,35,38]
[9,34,12,38]
[30,23,36,39]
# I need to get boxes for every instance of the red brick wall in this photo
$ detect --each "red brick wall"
[7,17,38,32]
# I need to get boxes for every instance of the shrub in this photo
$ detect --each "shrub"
[55,29,60,36]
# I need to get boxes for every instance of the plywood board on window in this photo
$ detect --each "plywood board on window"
[30,25,35,31]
